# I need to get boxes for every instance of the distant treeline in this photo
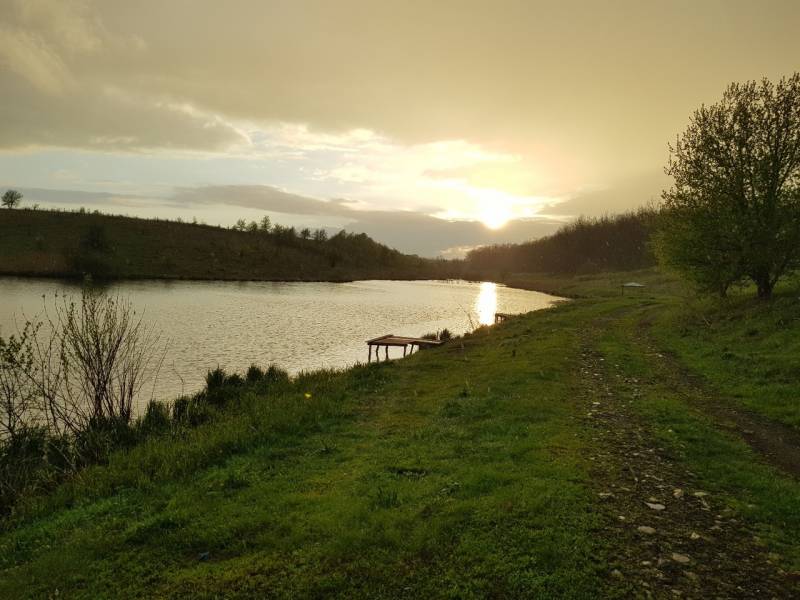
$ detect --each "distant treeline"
[0,208,456,281]
[1,205,664,283]
[463,208,659,277]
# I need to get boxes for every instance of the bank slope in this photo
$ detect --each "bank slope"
[0,209,453,281]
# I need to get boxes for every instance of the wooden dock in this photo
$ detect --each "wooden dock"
[366,334,443,362]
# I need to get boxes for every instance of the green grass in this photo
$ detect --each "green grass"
[594,300,800,568]
[0,309,612,598]
[2,267,800,596]
[649,289,800,429]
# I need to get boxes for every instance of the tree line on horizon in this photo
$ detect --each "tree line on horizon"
[464,208,659,276]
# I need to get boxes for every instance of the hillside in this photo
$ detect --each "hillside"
[464,209,658,278]
[0,209,455,281]
[2,269,800,597]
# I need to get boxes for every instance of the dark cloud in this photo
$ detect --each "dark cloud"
[2,0,798,174]
[169,186,356,217]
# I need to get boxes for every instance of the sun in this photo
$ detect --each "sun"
[468,186,515,229]
[479,204,512,230]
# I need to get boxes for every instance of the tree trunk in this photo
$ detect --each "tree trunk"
[756,278,773,300]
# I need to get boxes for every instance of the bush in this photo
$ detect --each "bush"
[206,367,227,391]
[172,396,191,420]
[138,400,172,435]
[172,394,213,427]
[226,373,244,387]
[265,365,290,384]
[74,417,137,465]
[246,364,265,383]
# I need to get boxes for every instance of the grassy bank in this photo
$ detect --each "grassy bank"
[1,269,800,597]
[0,209,454,281]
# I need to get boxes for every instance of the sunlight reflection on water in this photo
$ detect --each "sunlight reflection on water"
[0,278,561,407]
[475,282,497,325]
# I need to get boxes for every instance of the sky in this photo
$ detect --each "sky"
[1,0,799,257]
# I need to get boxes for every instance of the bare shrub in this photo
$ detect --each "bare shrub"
[0,323,38,440]
[9,288,164,435]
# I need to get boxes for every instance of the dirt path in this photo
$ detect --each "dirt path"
[632,316,800,480]
[578,325,796,598]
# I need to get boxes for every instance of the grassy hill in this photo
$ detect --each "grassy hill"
[2,269,800,597]
[0,209,455,281]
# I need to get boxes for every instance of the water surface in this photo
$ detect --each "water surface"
[0,278,560,405]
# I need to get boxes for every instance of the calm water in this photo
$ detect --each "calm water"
[0,278,560,407]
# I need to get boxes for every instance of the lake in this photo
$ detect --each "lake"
[0,278,560,407]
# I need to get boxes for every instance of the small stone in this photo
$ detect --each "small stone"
[685,571,699,581]
[641,560,652,566]
[673,488,684,499]
[689,532,700,540]
[598,492,614,499]
[611,569,623,579]
[617,515,627,521]
[692,491,708,498]
[645,502,666,511]
[671,553,691,564]
[638,526,657,535]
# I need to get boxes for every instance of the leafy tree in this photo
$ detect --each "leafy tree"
[300,227,311,240]
[2,189,22,209]
[313,228,328,242]
[233,219,247,231]
[658,74,800,299]
[259,216,271,232]
[246,220,259,232]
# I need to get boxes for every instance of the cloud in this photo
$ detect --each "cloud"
[169,185,356,217]
[0,0,245,151]
[2,0,799,165]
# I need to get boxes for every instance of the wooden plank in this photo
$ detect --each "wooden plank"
[366,333,395,344]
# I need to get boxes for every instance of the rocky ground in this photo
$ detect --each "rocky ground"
[579,319,799,598]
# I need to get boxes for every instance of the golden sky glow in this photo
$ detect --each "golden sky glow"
[1,0,799,255]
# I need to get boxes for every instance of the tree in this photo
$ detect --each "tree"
[2,189,22,209]
[259,216,271,232]
[299,227,311,240]
[313,228,328,242]
[658,74,800,299]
